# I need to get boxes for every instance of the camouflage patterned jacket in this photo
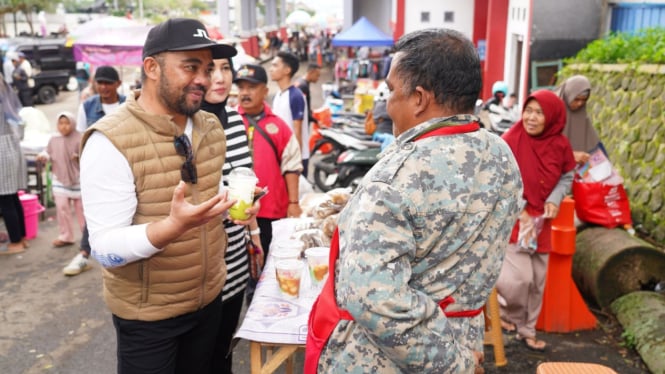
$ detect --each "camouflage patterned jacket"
[319,116,523,373]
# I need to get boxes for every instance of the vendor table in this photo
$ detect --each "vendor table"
[235,219,507,372]
[235,218,323,374]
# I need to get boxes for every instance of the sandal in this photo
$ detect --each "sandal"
[500,320,517,333]
[0,242,26,255]
[52,239,75,248]
[516,334,546,351]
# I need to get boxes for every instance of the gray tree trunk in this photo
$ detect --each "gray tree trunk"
[573,227,665,308]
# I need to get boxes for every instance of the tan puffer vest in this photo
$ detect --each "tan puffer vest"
[81,92,228,321]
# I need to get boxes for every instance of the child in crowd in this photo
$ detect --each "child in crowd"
[37,112,84,248]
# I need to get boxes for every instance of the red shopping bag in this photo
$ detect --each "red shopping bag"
[572,180,632,228]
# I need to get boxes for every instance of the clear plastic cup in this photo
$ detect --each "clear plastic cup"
[275,259,304,298]
[226,167,258,220]
[305,247,329,288]
[272,239,304,262]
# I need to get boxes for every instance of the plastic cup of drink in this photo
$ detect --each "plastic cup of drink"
[226,167,258,220]
[305,247,329,288]
[275,259,304,298]
[272,239,304,262]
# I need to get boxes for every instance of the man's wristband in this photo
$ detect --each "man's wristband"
[249,228,261,236]
[289,200,299,204]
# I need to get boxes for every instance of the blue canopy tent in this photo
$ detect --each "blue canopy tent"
[332,17,394,47]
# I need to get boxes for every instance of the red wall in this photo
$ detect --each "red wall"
[482,0,509,100]
[394,0,405,41]
[473,0,489,96]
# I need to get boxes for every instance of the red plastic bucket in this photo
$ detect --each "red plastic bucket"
[19,192,45,239]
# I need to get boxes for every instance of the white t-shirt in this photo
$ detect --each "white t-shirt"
[272,85,310,160]
[76,101,122,132]
[81,119,199,268]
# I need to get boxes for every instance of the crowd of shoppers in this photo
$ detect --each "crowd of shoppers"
[1,12,615,372]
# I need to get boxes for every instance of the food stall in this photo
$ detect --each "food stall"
[330,17,394,114]
[234,189,350,373]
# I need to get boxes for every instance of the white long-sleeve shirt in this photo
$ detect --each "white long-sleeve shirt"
[80,121,194,268]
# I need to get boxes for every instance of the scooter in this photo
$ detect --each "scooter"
[486,104,519,136]
[335,146,382,191]
[310,126,381,192]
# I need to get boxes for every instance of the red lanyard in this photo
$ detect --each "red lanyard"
[414,122,480,141]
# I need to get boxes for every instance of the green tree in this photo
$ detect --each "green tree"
[1,0,53,36]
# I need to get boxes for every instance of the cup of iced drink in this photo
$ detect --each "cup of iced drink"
[272,239,304,262]
[305,247,329,288]
[226,167,258,220]
[275,259,304,298]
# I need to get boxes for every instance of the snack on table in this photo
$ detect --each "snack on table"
[292,228,330,249]
[293,217,322,232]
[300,192,331,217]
[326,187,352,206]
[312,201,339,219]
[321,213,339,238]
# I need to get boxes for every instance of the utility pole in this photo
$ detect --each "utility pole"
[218,0,230,38]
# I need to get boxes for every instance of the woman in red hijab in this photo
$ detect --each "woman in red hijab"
[496,90,576,351]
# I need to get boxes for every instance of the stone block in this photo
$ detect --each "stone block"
[654,144,665,166]
[648,187,663,212]
[643,117,661,141]
[648,100,663,119]
[645,83,663,99]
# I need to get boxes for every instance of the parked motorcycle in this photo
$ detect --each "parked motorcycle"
[486,103,519,135]
[310,126,381,192]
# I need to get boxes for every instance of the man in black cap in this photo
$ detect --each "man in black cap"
[234,64,303,255]
[78,18,244,373]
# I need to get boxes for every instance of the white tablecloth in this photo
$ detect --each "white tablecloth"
[235,218,324,345]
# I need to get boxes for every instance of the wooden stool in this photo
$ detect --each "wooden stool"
[483,288,507,366]
[536,362,619,374]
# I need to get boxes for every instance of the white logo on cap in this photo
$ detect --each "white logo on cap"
[193,29,212,41]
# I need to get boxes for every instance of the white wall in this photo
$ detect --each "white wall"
[609,0,665,3]
[504,0,531,103]
[403,0,474,39]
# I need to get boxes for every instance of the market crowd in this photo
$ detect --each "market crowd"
[1,14,605,374]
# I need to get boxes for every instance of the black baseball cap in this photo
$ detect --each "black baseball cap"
[94,66,120,83]
[233,64,268,84]
[142,18,238,60]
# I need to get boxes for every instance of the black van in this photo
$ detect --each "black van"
[2,37,77,104]
[3,37,76,74]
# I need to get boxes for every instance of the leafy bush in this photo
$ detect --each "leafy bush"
[568,27,665,64]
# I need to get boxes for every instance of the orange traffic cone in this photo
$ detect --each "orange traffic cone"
[536,197,597,332]
[316,46,323,66]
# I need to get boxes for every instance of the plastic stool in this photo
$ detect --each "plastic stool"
[536,362,618,374]
[483,288,507,366]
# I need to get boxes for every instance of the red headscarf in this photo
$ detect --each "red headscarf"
[502,90,576,214]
